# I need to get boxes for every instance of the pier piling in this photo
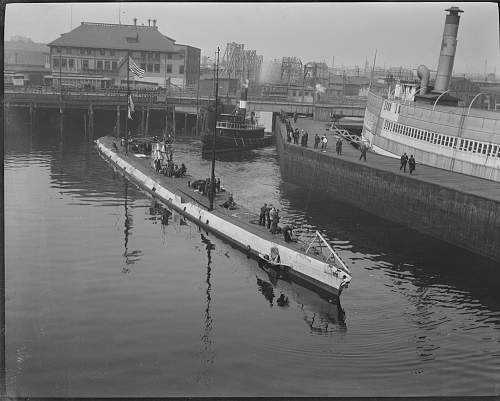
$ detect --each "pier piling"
[89,104,94,141]
[116,105,121,139]
[141,107,145,136]
[59,106,64,140]
[172,105,176,136]
[84,112,88,139]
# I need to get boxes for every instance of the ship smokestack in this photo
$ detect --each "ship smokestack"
[434,6,464,93]
[238,79,249,119]
[417,65,430,95]
[239,79,249,109]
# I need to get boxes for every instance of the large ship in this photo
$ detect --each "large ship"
[362,7,500,182]
[200,80,274,153]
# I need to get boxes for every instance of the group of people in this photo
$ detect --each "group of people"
[400,153,416,174]
[259,203,281,234]
[258,203,296,242]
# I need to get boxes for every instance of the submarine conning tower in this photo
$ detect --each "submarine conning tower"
[434,6,464,93]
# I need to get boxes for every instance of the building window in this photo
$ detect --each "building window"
[97,60,103,70]
[61,58,67,68]
[66,48,72,55]
[104,61,111,70]
[86,48,92,55]
[155,52,160,60]
[477,143,483,154]
[112,61,117,71]
[154,63,160,73]
[110,50,115,56]
[166,64,172,73]
[179,65,184,74]
[56,47,61,54]
[100,49,105,56]
[473,142,478,153]
[140,63,146,71]
[68,59,75,69]
[141,51,147,60]
[82,59,89,70]
[167,53,172,59]
[53,57,59,68]
[147,63,153,72]
[80,48,85,55]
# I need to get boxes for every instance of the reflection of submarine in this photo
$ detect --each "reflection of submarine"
[255,260,346,330]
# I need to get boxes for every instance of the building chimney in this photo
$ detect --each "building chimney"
[434,6,464,93]
[153,19,157,28]
[133,18,137,26]
[148,19,151,26]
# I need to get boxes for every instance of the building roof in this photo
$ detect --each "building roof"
[48,22,178,52]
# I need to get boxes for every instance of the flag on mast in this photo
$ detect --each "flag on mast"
[128,94,134,119]
[129,56,145,78]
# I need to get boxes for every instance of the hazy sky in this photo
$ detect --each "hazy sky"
[4,2,500,74]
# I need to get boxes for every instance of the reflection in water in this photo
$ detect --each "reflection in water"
[255,262,347,333]
[256,277,275,307]
[122,181,143,273]
[197,234,215,385]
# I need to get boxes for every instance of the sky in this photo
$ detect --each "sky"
[4,2,500,75]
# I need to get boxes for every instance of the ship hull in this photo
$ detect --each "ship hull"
[201,132,275,153]
[362,91,500,181]
[95,136,351,297]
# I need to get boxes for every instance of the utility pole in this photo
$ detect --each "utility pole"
[125,51,130,154]
[369,49,377,91]
[209,47,220,211]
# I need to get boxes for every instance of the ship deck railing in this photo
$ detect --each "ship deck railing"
[216,121,263,130]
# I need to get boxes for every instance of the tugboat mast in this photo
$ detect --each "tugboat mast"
[209,47,220,211]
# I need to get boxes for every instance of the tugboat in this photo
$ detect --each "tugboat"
[200,79,274,153]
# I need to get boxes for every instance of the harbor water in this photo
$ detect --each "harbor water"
[5,116,500,397]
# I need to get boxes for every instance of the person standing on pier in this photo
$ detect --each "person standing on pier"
[400,153,408,172]
[408,155,416,175]
[303,131,308,147]
[359,143,367,161]
[336,137,343,155]
[321,135,328,150]
[314,134,320,149]
[293,112,298,123]
[259,203,267,226]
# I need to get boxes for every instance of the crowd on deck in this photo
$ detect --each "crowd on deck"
[258,202,295,243]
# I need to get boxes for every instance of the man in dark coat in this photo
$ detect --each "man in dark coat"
[265,204,272,229]
[400,152,408,172]
[408,155,416,175]
[259,203,267,226]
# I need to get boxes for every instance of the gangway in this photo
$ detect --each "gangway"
[328,123,367,148]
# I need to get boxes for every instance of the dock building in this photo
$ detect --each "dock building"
[4,37,50,86]
[46,19,200,90]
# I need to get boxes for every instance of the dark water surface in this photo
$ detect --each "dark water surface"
[5,118,500,397]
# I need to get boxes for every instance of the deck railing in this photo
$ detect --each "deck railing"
[216,120,262,130]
